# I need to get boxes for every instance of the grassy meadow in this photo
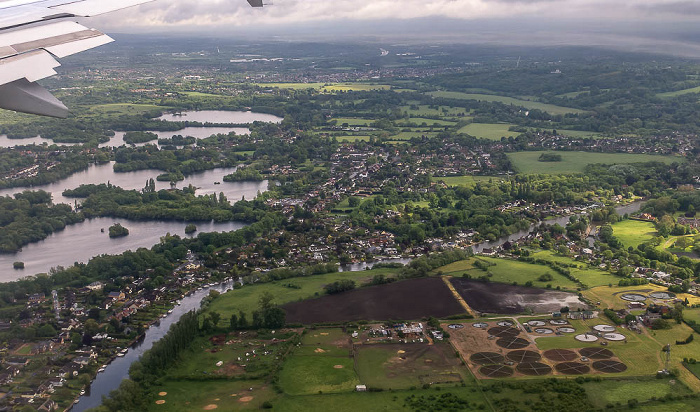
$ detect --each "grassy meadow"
[427,91,587,115]
[458,123,519,140]
[507,151,682,174]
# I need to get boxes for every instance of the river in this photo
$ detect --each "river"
[340,202,645,270]
[71,279,238,412]
[69,201,646,410]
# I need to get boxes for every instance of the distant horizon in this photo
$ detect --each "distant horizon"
[91,19,700,59]
[92,16,700,59]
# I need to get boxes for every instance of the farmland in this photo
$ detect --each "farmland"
[458,123,519,140]
[432,175,501,187]
[612,219,658,248]
[657,85,700,98]
[438,257,581,290]
[279,330,358,395]
[206,268,400,326]
[426,91,587,115]
[355,343,464,389]
[282,277,465,324]
[449,277,587,314]
[507,151,682,174]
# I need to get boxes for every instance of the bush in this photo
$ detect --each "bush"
[324,280,356,295]
[538,153,562,162]
[676,334,694,345]
[652,318,672,330]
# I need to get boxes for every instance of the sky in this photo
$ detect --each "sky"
[90,0,700,56]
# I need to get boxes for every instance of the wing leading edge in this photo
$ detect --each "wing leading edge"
[0,0,153,117]
[0,0,264,118]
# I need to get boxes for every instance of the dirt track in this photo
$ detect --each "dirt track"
[283,277,464,324]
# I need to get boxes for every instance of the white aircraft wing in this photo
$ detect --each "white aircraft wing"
[0,0,156,118]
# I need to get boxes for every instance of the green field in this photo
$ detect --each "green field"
[388,131,439,140]
[271,385,489,412]
[332,117,373,126]
[432,175,502,187]
[334,135,372,142]
[255,82,327,90]
[207,268,399,327]
[355,343,463,389]
[530,250,618,287]
[507,151,682,174]
[427,91,587,115]
[437,257,580,290]
[148,379,275,411]
[279,329,358,395]
[458,123,519,140]
[399,117,456,126]
[612,219,658,248]
[684,308,700,324]
[657,85,700,98]
[582,378,688,409]
[400,104,469,118]
[322,84,391,93]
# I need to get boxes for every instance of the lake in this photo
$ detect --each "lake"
[157,110,283,124]
[0,110,283,148]
[0,162,267,205]
[0,218,246,280]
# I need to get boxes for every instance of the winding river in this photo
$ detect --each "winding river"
[71,279,238,412]
[70,202,645,410]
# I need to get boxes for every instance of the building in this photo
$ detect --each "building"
[356,385,367,392]
[568,310,596,320]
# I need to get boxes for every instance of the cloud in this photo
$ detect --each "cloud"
[637,1,700,16]
[84,0,700,57]
[92,0,628,29]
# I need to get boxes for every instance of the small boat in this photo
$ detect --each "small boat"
[98,367,105,373]
[79,389,85,396]
[100,228,104,233]
[116,353,125,357]
[167,309,174,314]
[121,348,128,354]
[74,399,80,404]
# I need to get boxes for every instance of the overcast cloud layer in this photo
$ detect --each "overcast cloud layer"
[87,0,700,56]
[92,0,700,29]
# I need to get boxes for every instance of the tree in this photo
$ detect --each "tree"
[652,319,672,330]
[259,291,275,311]
[209,312,221,328]
[263,307,286,329]
[252,311,263,329]
[229,313,238,331]
[238,310,248,329]
[84,319,99,335]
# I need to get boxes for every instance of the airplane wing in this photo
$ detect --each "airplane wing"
[0,0,156,118]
